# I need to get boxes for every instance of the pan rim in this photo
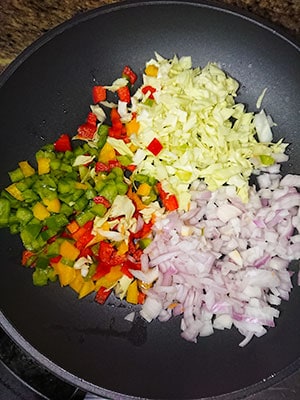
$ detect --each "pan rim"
[0,1,299,399]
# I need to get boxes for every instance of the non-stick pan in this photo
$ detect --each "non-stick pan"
[0,1,299,399]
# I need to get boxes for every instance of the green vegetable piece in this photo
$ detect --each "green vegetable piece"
[20,223,43,251]
[117,155,132,167]
[97,124,109,150]
[60,257,75,267]
[16,207,33,225]
[75,210,94,227]
[116,181,128,195]
[36,256,50,270]
[98,183,118,204]
[8,167,25,183]
[74,195,89,212]
[139,237,152,250]
[259,155,275,166]
[0,198,11,228]
[50,159,61,170]
[90,203,107,217]
[45,214,69,231]
[84,262,97,281]
[32,266,57,286]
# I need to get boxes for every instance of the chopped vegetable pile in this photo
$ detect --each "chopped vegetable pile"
[0,53,299,346]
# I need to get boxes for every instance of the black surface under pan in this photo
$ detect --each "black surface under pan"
[0,1,299,399]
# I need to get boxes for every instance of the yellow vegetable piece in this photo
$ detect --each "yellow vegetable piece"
[126,118,140,136]
[69,270,85,294]
[98,142,116,163]
[78,280,95,299]
[37,157,51,175]
[60,240,80,261]
[117,240,128,255]
[95,265,123,290]
[54,261,76,287]
[74,182,88,190]
[43,197,61,213]
[32,202,51,220]
[129,143,138,152]
[145,64,158,77]
[136,182,151,196]
[126,279,139,304]
[18,161,35,177]
[5,183,24,201]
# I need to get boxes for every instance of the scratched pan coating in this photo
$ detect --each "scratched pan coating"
[0,1,299,399]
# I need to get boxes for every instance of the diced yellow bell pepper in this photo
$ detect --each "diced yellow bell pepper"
[18,161,35,177]
[5,183,24,201]
[53,261,76,286]
[78,280,95,299]
[98,142,116,163]
[69,270,85,294]
[145,64,158,77]
[117,240,128,255]
[59,240,80,261]
[126,279,139,304]
[43,197,61,213]
[126,118,140,136]
[37,157,51,175]
[94,265,123,290]
[136,182,151,196]
[32,202,51,220]
[74,182,88,190]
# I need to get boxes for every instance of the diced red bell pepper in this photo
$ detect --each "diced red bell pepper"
[86,112,97,126]
[95,161,110,172]
[49,255,62,265]
[54,134,72,152]
[77,112,98,140]
[121,259,141,278]
[79,246,93,259]
[147,137,163,156]
[93,196,111,208]
[164,194,179,211]
[156,182,179,211]
[117,86,131,103]
[92,85,106,103]
[93,262,112,280]
[122,66,137,85]
[132,220,153,239]
[21,250,37,267]
[95,286,112,304]
[75,230,95,251]
[98,241,125,265]
[141,85,156,99]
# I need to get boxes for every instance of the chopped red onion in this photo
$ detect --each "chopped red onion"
[138,169,300,346]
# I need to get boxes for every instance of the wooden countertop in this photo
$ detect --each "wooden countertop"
[0,0,299,73]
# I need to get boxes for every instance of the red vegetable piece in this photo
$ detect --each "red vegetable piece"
[86,112,97,126]
[54,134,72,152]
[164,194,179,211]
[141,85,156,99]
[93,196,111,208]
[95,286,112,304]
[77,122,97,140]
[95,162,110,172]
[117,86,131,103]
[122,66,137,85]
[147,137,163,156]
[92,85,106,103]
[93,262,112,280]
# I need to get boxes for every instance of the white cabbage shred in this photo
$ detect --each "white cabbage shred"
[130,53,286,209]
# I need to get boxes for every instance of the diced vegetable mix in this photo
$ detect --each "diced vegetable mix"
[0,54,296,342]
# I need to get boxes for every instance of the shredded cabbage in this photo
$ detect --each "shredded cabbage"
[130,54,286,208]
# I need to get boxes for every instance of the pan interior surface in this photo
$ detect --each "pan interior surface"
[0,1,299,399]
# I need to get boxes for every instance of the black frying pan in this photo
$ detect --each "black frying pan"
[0,1,299,399]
